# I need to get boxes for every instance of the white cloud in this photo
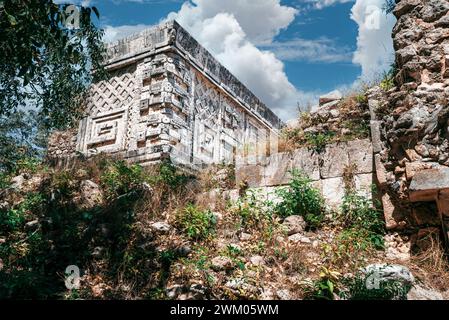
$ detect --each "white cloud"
[165,1,317,121]
[263,37,353,63]
[167,0,298,45]
[306,0,354,10]
[351,0,396,80]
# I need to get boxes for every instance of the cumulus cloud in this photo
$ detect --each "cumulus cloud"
[165,0,316,120]
[167,0,298,45]
[351,0,396,80]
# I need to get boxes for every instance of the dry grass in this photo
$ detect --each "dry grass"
[408,233,449,291]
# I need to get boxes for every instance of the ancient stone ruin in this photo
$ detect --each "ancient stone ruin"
[370,0,449,249]
[47,0,449,254]
[48,21,282,169]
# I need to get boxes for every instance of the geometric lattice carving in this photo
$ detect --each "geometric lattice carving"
[89,66,137,115]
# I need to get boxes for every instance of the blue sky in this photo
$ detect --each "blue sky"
[68,0,396,120]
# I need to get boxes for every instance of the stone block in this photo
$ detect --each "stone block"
[382,193,399,230]
[321,177,346,209]
[235,164,263,188]
[354,173,373,200]
[368,99,379,120]
[375,154,388,187]
[290,147,320,181]
[347,139,373,174]
[409,168,449,202]
[262,152,292,186]
[370,120,382,153]
[319,90,342,106]
[320,142,349,179]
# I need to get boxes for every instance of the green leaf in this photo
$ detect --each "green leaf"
[7,13,17,26]
[92,6,100,19]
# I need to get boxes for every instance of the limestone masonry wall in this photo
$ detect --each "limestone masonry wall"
[235,138,374,209]
[372,0,449,246]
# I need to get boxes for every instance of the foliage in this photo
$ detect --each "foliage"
[233,190,273,232]
[304,267,341,300]
[380,65,397,91]
[275,170,325,229]
[0,193,45,233]
[0,111,43,173]
[148,160,191,191]
[382,0,396,15]
[340,192,385,250]
[304,131,335,153]
[355,93,368,104]
[175,204,216,240]
[100,160,146,198]
[0,0,106,127]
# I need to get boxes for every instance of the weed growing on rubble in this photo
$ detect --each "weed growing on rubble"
[175,204,216,240]
[275,169,325,229]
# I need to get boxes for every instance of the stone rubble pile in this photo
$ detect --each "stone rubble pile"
[370,0,449,247]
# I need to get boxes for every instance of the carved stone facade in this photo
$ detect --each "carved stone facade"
[74,21,282,168]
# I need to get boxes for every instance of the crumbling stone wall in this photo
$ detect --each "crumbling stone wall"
[372,0,449,243]
[46,129,78,167]
[235,138,374,209]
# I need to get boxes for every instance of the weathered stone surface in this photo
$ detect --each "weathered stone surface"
[320,142,349,179]
[290,148,320,181]
[236,165,263,188]
[10,175,26,190]
[211,256,234,271]
[282,215,306,236]
[150,222,171,233]
[288,234,311,244]
[51,21,282,169]
[321,177,346,208]
[354,173,373,200]
[348,139,373,174]
[409,168,449,202]
[319,90,342,106]
[421,0,449,22]
[249,255,265,266]
[80,180,103,209]
[375,154,388,187]
[262,153,292,186]
[405,162,437,181]
[382,193,399,230]
[393,0,421,18]
[370,120,383,153]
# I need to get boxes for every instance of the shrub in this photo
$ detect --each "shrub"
[0,193,45,232]
[233,190,273,231]
[304,132,335,153]
[303,267,341,300]
[340,192,385,250]
[101,160,146,198]
[380,65,396,91]
[275,170,325,229]
[175,204,216,240]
